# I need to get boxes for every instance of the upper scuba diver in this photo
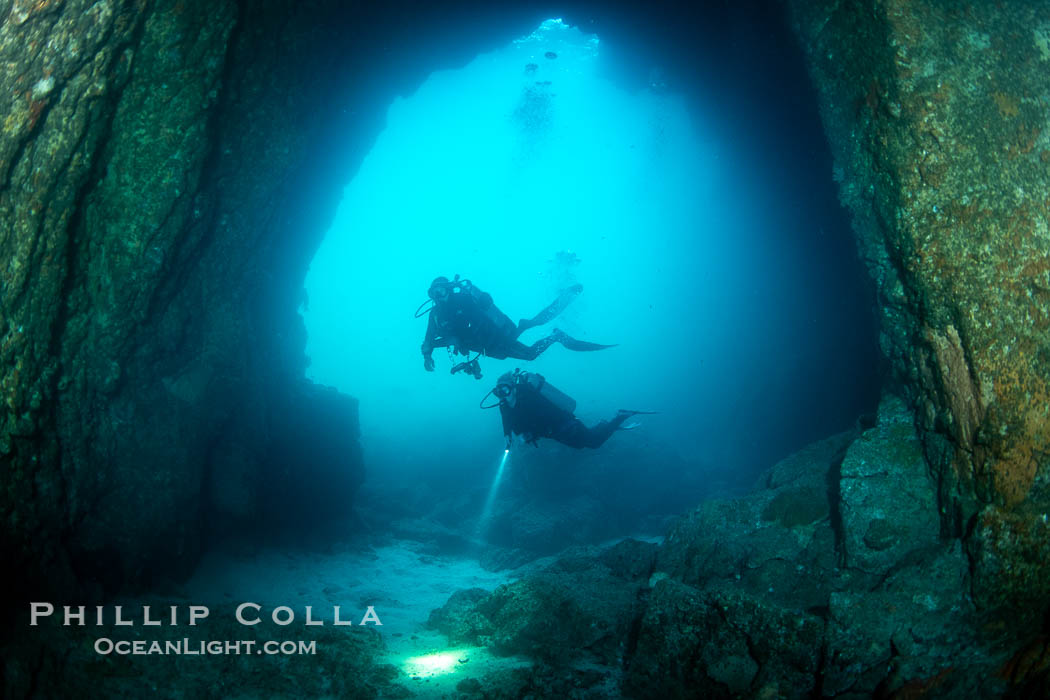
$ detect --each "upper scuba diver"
[481,369,653,449]
[416,275,614,379]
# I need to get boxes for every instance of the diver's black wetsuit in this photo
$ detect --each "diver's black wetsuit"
[421,279,610,368]
[497,372,631,449]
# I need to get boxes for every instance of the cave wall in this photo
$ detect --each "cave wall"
[0,0,377,606]
[789,0,1050,616]
[0,0,564,612]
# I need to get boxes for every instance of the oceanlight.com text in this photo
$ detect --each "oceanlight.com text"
[94,638,317,656]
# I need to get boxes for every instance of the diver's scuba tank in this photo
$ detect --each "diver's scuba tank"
[485,369,577,414]
[466,282,516,337]
[520,371,576,415]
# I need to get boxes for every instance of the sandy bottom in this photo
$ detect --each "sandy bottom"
[180,538,530,696]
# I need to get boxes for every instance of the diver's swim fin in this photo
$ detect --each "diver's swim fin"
[617,409,660,416]
[517,284,584,335]
[553,328,616,352]
[619,422,642,431]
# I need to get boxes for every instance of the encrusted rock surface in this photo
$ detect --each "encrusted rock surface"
[629,579,826,699]
[430,539,656,667]
[0,0,368,611]
[657,430,855,611]
[838,394,940,573]
[788,0,1050,622]
[433,402,1015,697]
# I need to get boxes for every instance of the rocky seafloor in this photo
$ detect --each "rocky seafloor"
[421,394,1044,699]
[7,394,1047,698]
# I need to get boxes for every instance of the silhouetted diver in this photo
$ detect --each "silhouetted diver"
[417,275,613,379]
[481,369,654,449]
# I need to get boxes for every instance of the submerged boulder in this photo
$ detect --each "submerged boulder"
[658,430,856,611]
[432,540,656,666]
[637,405,999,698]
[821,542,981,697]
[626,579,825,700]
[789,0,1050,623]
[427,587,493,645]
[838,394,941,574]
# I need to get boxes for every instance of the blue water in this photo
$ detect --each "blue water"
[302,18,874,497]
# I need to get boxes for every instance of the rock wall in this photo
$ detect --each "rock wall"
[0,0,371,610]
[788,0,1050,617]
[0,0,555,617]
[430,403,1020,696]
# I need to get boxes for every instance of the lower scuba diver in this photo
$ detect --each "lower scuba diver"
[482,369,653,449]
[416,275,614,379]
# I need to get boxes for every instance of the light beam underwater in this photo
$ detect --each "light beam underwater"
[476,449,510,538]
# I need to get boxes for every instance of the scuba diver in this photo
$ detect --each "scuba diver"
[416,275,614,379]
[481,369,653,449]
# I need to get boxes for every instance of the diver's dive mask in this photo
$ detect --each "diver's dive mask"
[428,274,470,302]
[495,370,521,407]
[480,370,519,409]
[427,277,450,301]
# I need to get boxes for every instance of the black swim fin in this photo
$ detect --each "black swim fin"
[517,284,584,335]
[613,409,653,432]
[553,328,616,352]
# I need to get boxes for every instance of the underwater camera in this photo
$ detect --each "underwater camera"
[451,357,483,380]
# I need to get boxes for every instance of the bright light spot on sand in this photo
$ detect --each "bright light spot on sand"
[404,651,461,677]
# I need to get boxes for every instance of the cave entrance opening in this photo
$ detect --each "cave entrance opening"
[301,16,877,494]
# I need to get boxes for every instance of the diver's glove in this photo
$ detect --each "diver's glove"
[423,354,435,372]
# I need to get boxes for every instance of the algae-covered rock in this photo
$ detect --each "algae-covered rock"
[789,0,1050,621]
[427,587,493,645]
[464,662,616,700]
[596,536,658,581]
[657,431,856,611]
[432,540,652,666]
[636,426,1009,698]
[433,429,1018,697]
[625,578,824,700]
[838,394,940,573]
[0,0,368,611]
[477,565,641,664]
[822,543,993,698]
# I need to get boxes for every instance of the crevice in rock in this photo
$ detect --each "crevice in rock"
[826,449,847,567]
[811,637,829,699]
[621,607,645,673]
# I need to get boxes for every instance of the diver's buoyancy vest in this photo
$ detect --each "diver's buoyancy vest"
[468,284,516,338]
[521,372,576,415]
[435,282,514,344]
